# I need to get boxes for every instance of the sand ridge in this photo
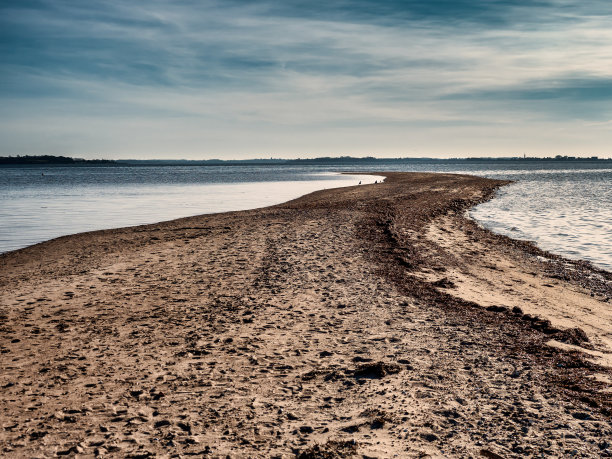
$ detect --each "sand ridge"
[0,172,610,458]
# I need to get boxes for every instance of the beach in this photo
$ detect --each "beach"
[1,172,610,457]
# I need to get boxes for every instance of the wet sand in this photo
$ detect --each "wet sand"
[1,172,611,458]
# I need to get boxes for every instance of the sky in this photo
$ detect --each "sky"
[1,0,612,159]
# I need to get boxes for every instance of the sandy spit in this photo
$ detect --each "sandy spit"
[1,172,611,458]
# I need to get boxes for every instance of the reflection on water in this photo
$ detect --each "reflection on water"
[468,169,612,272]
[0,167,379,253]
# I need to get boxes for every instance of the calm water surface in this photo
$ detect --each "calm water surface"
[0,166,379,253]
[467,167,612,273]
[1,161,610,272]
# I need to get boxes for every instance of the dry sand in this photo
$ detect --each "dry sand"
[0,172,611,458]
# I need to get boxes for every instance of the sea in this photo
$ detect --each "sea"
[1,161,610,272]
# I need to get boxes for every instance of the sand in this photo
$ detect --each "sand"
[0,172,610,458]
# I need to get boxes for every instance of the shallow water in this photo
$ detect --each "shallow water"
[0,166,379,253]
[467,168,612,272]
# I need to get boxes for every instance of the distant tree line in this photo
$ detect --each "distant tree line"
[0,155,116,165]
[464,155,604,161]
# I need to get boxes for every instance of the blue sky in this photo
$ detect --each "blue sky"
[1,0,612,158]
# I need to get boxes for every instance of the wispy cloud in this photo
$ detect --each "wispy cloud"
[1,0,612,157]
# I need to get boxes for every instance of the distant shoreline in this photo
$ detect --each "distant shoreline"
[2,154,611,166]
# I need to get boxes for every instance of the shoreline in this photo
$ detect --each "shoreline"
[1,172,610,457]
[0,172,383,256]
[465,183,612,275]
[2,167,609,275]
